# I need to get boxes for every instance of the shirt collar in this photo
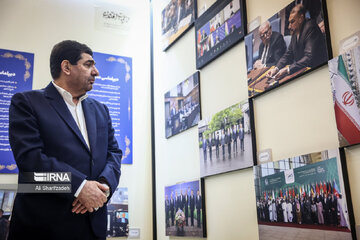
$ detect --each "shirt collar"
[52,81,88,106]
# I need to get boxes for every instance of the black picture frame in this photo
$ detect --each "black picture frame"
[164,179,207,237]
[253,149,356,240]
[161,0,197,51]
[245,0,332,98]
[198,99,256,178]
[195,0,247,69]
[164,71,201,138]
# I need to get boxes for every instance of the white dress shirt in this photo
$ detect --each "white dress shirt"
[52,81,89,197]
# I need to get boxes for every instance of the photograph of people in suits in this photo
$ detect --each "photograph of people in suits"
[106,187,129,237]
[252,21,287,70]
[161,0,196,50]
[246,0,330,97]
[266,4,328,79]
[164,72,201,138]
[7,40,122,240]
[198,100,254,177]
[253,150,353,240]
[196,0,241,58]
[164,180,204,237]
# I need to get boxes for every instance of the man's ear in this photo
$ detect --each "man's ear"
[61,60,71,76]
[300,14,305,22]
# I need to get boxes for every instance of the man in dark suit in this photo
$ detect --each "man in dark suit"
[253,21,287,69]
[170,192,175,226]
[239,124,245,152]
[165,195,170,227]
[215,132,220,159]
[330,194,338,226]
[183,189,189,226]
[184,0,194,21]
[175,0,186,27]
[267,4,327,79]
[226,128,232,159]
[202,136,208,161]
[189,190,195,226]
[175,191,183,211]
[232,125,238,154]
[323,194,331,225]
[118,212,128,236]
[8,40,122,240]
[195,190,202,228]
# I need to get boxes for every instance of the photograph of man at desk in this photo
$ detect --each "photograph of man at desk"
[164,72,201,138]
[245,0,331,98]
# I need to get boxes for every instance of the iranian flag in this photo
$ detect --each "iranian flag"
[329,51,360,146]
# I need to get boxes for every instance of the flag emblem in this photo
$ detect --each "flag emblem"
[342,91,354,106]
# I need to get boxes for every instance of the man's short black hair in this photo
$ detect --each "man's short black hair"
[50,40,93,80]
[291,4,306,18]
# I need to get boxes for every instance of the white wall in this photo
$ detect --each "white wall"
[0,0,152,239]
[152,0,360,239]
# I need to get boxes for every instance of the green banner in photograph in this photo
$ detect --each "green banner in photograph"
[260,157,340,193]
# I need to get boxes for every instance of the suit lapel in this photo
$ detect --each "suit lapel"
[82,98,96,153]
[44,83,90,153]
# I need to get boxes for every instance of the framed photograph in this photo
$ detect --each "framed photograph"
[164,72,201,138]
[0,190,16,217]
[245,0,332,98]
[253,149,356,240]
[198,99,256,177]
[106,187,129,237]
[161,0,197,51]
[195,0,247,69]
[164,179,206,237]
[329,45,360,147]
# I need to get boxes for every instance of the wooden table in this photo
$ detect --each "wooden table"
[248,66,309,97]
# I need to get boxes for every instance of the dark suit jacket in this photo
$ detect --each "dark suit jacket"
[239,129,244,140]
[183,195,189,212]
[165,199,170,213]
[276,19,327,74]
[258,31,286,67]
[170,199,175,215]
[196,195,202,210]
[189,196,195,211]
[8,83,122,239]
[175,4,186,25]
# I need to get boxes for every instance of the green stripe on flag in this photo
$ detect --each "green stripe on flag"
[338,55,351,87]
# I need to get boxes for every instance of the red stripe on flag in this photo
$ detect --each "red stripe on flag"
[334,101,360,144]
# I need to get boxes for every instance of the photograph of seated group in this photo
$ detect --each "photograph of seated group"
[164,72,201,138]
[161,0,196,51]
[253,149,355,240]
[195,0,246,69]
[164,180,206,237]
[245,0,332,98]
[328,45,360,148]
[198,100,255,177]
